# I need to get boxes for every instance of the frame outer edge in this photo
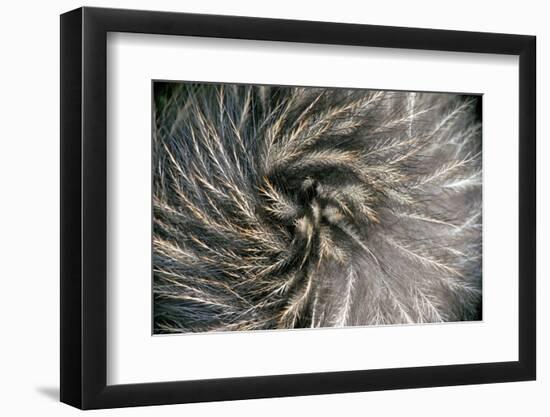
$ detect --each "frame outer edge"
[60,7,84,409]
[518,35,536,379]
[80,6,109,409]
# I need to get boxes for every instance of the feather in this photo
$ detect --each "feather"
[153,83,482,333]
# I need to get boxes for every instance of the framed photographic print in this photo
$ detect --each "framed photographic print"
[60,6,536,409]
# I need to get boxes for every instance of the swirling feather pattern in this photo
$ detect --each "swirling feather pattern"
[153,83,482,333]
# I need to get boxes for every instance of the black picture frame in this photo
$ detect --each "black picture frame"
[60,6,536,410]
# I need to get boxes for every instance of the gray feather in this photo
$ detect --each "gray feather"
[153,83,482,333]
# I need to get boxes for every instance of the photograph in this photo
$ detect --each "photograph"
[152,81,483,334]
[54,3,538,412]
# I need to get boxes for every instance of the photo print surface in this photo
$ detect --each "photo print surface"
[152,82,482,334]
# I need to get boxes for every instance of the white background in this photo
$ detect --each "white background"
[108,34,519,384]
[0,0,546,416]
